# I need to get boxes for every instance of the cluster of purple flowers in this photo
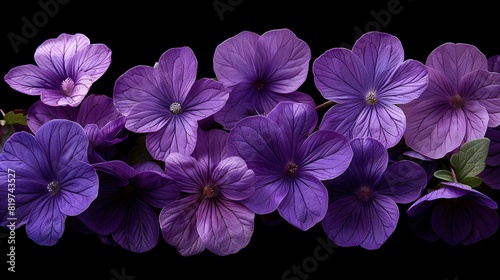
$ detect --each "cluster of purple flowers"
[1,29,499,255]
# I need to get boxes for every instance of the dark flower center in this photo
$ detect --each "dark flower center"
[286,162,299,176]
[202,184,219,199]
[255,79,265,91]
[365,91,377,105]
[450,95,464,108]
[169,102,183,114]
[123,184,136,198]
[47,181,60,193]
[357,186,372,202]
[61,78,75,95]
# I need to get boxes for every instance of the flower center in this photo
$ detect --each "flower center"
[255,79,265,91]
[357,186,372,202]
[123,184,136,198]
[47,181,60,193]
[169,102,183,114]
[450,95,464,108]
[286,162,299,176]
[61,78,75,95]
[365,91,377,105]
[202,184,218,199]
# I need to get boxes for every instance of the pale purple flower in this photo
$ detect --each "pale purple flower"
[403,43,500,159]
[78,160,179,253]
[113,46,229,161]
[4,33,111,107]
[27,94,128,162]
[212,28,315,130]
[313,31,428,149]
[407,182,499,245]
[226,101,353,231]
[159,128,255,256]
[322,137,427,250]
[0,119,99,245]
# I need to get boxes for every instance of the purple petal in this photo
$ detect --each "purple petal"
[156,46,197,101]
[192,128,228,169]
[164,153,206,193]
[112,201,159,253]
[460,70,500,127]
[378,59,428,104]
[213,157,255,201]
[26,198,66,246]
[146,115,198,160]
[318,102,363,138]
[70,43,111,81]
[485,127,500,166]
[377,160,427,203]
[254,28,310,93]
[426,42,488,87]
[462,101,489,142]
[352,31,405,84]
[183,78,229,120]
[278,174,328,231]
[297,130,352,180]
[40,73,93,107]
[34,33,90,71]
[243,175,289,215]
[159,196,205,256]
[197,198,254,256]
[322,193,399,250]
[213,30,260,88]
[488,55,500,72]
[57,161,98,216]
[4,64,60,96]
[36,119,89,170]
[132,171,179,208]
[113,66,169,116]
[77,94,120,127]
[226,115,285,172]
[267,102,317,153]
[404,98,466,159]
[313,48,368,102]
[27,100,78,133]
[124,101,171,133]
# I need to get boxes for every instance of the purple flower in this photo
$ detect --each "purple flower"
[402,43,500,159]
[0,119,99,245]
[78,160,179,253]
[27,94,128,162]
[407,182,499,245]
[212,28,315,130]
[226,101,353,231]
[322,137,427,250]
[113,46,229,161]
[313,31,428,149]
[4,33,111,107]
[159,128,255,256]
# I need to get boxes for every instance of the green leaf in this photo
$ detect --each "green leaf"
[434,170,454,181]
[450,138,490,182]
[460,176,483,188]
[4,111,27,126]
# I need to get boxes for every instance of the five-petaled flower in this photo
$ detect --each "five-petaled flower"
[0,119,99,245]
[4,33,112,107]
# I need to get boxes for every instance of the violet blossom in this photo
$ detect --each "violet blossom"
[4,33,111,107]
[226,101,353,231]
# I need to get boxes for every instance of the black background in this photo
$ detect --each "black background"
[1,0,500,279]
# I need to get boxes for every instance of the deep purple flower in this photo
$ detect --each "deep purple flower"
[403,43,500,159]
[322,137,427,250]
[212,28,315,130]
[113,46,229,161]
[407,182,499,245]
[4,33,111,107]
[313,31,428,149]
[0,119,99,245]
[159,128,255,256]
[78,160,179,253]
[226,101,353,231]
